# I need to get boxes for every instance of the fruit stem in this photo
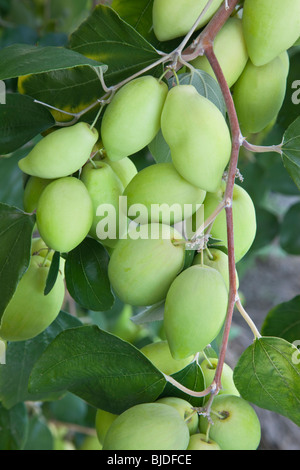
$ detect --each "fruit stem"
[163,373,214,398]
[235,296,262,340]
[242,139,283,155]
[191,200,226,242]
[90,103,105,130]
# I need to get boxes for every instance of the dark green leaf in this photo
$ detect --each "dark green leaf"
[65,237,114,311]
[281,116,300,191]
[279,202,300,254]
[0,311,82,409]
[0,402,28,450]
[0,94,55,155]
[233,336,300,426]
[28,325,166,414]
[23,415,53,451]
[0,203,35,321]
[261,296,300,344]
[0,43,105,81]
[251,207,280,252]
[111,0,155,44]
[159,361,205,408]
[69,5,162,87]
[44,251,60,295]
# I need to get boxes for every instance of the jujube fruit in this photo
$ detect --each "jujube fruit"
[108,223,185,306]
[0,255,65,342]
[164,265,228,360]
[242,0,300,66]
[100,156,138,188]
[152,0,223,42]
[140,340,194,376]
[102,402,190,450]
[155,397,199,434]
[187,433,221,450]
[193,248,239,291]
[200,358,240,397]
[191,17,248,88]
[36,177,93,253]
[203,182,256,263]
[161,85,231,193]
[123,162,206,225]
[95,409,118,445]
[23,176,55,213]
[101,76,168,161]
[18,122,98,179]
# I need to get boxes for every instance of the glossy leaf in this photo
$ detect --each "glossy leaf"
[0,43,105,81]
[261,296,300,344]
[0,402,28,450]
[111,0,156,44]
[281,116,300,191]
[233,336,300,426]
[0,94,55,155]
[28,325,166,414]
[64,237,114,312]
[0,203,36,321]
[44,251,61,295]
[279,202,300,254]
[0,311,82,409]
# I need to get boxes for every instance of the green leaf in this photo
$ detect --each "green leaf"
[23,415,54,451]
[44,251,60,296]
[279,202,300,254]
[64,237,114,312]
[0,311,82,409]
[0,43,105,81]
[69,4,162,87]
[0,402,28,450]
[0,203,36,321]
[131,301,165,325]
[111,0,155,44]
[251,207,280,252]
[261,296,300,344]
[233,336,300,427]
[159,361,205,408]
[281,116,300,191]
[0,94,55,155]
[149,70,226,164]
[28,325,166,414]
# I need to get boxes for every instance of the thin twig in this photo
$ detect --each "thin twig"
[235,296,262,340]
[242,139,283,155]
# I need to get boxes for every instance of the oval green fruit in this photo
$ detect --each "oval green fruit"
[124,162,206,225]
[140,340,194,375]
[108,223,185,306]
[161,85,231,192]
[0,255,65,342]
[191,17,248,88]
[101,76,168,161]
[101,156,138,188]
[242,0,300,66]
[200,358,239,397]
[18,122,98,178]
[36,177,93,253]
[95,409,118,445]
[233,55,288,135]
[203,183,256,263]
[187,433,221,450]
[81,160,125,248]
[152,0,223,41]
[193,248,239,291]
[199,394,261,450]
[156,397,199,434]
[164,265,228,360]
[23,176,55,213]
[102,403,190,450]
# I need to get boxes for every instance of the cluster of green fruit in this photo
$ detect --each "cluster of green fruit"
[94,341,261,450]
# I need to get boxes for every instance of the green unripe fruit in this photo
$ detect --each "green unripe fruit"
[36,177,93,253]
[152,0,223,42]
[164,265,228,360]
[140,340,194,375]
[95,409,118,445]
[233,55,288,136]
[81,160,125,248]
[18,122,98,178]
[199,395,261,450]
[111,304,146,344]
[23,176,55,213]
[101,156,138,188]
[156,397,199,434]
[200,358,239,397]
[102,403,190,450]
[242,0,300,66]
[161,85,231,193]
[123,162,206,225]
[191,17,248,88]
[30,237,65,274]
[108,224,185,306]
[187,433,221,450]
[101,76,168,161]
[193,248,239,291]
[79,436,102,450]
[0,255,65,342]
[203,183,256,263]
